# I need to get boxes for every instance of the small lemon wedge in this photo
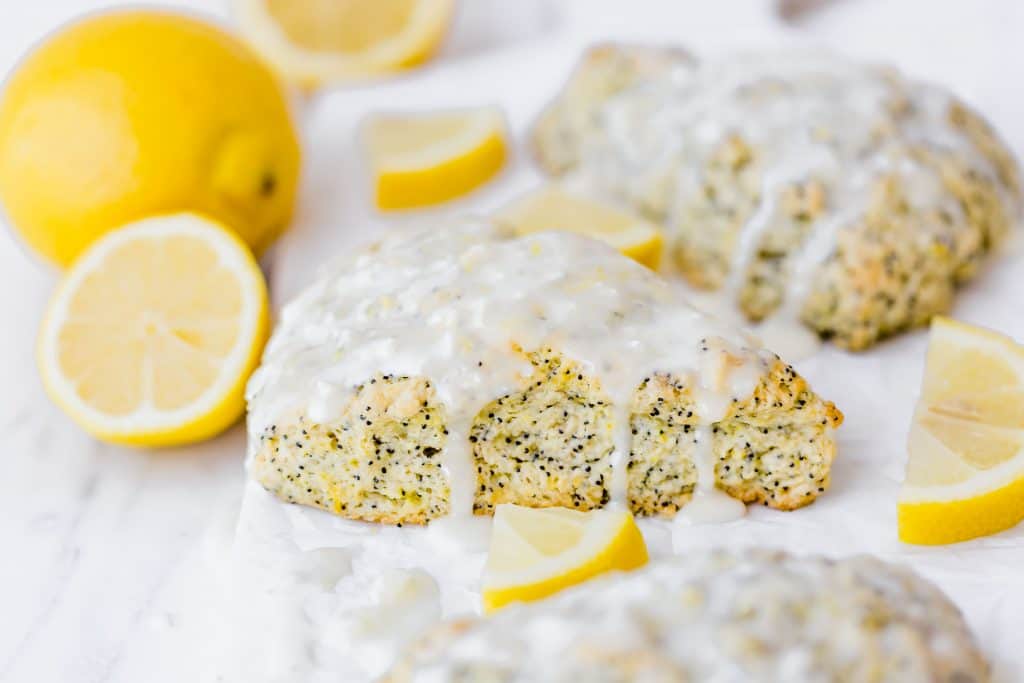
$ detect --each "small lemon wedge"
[233,0,455,88]
[37,214,269,447]
[898,317,1024,545]
[481,504,648,613]
[496,186,664,269]
[366,107,507,210]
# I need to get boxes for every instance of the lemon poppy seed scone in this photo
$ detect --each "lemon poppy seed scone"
[533,46,1022,350]
[245,221,841,525]
[384,549,988,682]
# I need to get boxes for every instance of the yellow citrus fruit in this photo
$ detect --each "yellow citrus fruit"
[366,107,507,210]
[232,0,455,88]
[496,186,664,270]
[481,504,649,613]
[898,316,1024,545]
[37,213,269,447]
[0,10,300,267]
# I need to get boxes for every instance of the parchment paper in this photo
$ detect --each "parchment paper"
[216,4,1024,680]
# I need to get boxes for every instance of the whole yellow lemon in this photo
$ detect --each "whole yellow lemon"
[0,10,301,266]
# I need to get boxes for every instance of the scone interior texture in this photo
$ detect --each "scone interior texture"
[246,221,841,525]
[533,45,1022,350]
[384,549,989,683]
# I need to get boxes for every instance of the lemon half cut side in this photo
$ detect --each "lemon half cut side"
[37,213,269,447]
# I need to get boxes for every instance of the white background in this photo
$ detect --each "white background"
[1,1,1023,681]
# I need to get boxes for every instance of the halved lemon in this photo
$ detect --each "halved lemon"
[233,0,455,88]
[37,213,269,447]
[366,107,507,210]
[898,317,1024,545]
[496,186,664,269]
[481,504,648,613]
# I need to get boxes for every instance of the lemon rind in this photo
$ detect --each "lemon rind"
[898,473,1024,545]
[369,109,507,210]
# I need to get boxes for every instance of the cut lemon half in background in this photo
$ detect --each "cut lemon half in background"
[481,504,648,613]
[496,186,664,269]
[233,0,455,88]
[366,107,507,210]
[898,317,1024,545]
[37,214,269,447]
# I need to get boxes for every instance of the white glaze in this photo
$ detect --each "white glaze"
[246,221,772,525]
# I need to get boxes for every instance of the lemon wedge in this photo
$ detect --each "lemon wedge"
[481,504,648,613]
[496,186,664,269]
[233,0,455,88]
[898,317,1024,545]
[37,214,269,447]
[366,107,507,210]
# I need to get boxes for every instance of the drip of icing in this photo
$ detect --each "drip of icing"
[723,143,841,307]
[674,339,764,526]
[608,406,634,507]
[675,425,745,526]
[441,415,475,520]
[307,379,350,424]
[246,221,768,527]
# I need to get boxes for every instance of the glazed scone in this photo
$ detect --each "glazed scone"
[533,46,1022,350]
[246,221,841,525]
[384,549,989,683]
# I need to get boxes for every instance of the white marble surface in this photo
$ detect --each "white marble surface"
[2,2,1023,682]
